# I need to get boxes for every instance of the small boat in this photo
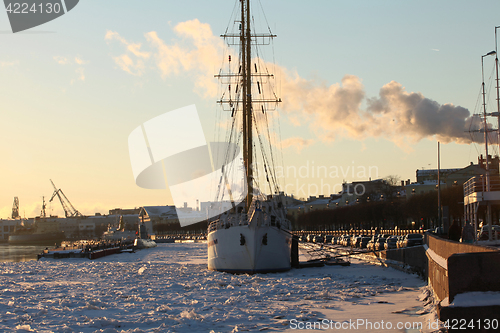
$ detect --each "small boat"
[9,217,65,246]
[134,223,157,249]
[134,238,157,249]
[102,216,135,241]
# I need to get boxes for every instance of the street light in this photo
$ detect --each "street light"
[482,50,496,242]
[495,27,500,157]
[481,50,496,192]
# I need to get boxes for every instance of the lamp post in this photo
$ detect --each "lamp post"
[438,142,441,230]
[482,50,496,241]
[495,27,500,162]
[481,50,496,192]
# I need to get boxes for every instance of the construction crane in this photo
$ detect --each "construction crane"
[49,179,83,218]
[11,197,19,219]
[40,196,47,218]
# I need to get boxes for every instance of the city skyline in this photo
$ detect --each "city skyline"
[1,0,500,218]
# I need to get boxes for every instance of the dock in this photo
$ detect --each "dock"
[37,240,134,260]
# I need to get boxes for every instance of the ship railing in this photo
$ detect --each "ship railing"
[208,213,250,232]
[464,175,500,197]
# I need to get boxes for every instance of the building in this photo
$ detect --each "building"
[287,195,339,220]
[109,208,141,216]
[139,206,179,234]
[406,159,488,200]
[416,168,461,183]
[337,179,402,206]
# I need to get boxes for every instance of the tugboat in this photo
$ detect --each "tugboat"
[134,222,157,249]
[9,217,65,246]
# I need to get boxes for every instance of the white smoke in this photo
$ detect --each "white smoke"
[106,20,481,148]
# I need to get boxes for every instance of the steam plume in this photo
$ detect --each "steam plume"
[106,20,482,147]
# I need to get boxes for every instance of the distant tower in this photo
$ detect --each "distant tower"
[40,196,47,218]
[11,197,19,219]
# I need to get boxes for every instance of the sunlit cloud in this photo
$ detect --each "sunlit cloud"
[106,20,476,149]
[54,55,88,84]
[74,57,89,65]
[105,30,150,76]
[105,31,150,59]
[0,60,19,67]
[280,137,314,153]
[106,19,227,97]
[71,68,85,84]
[54,56,69,65]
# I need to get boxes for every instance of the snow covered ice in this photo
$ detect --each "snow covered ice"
[0,243,440,332]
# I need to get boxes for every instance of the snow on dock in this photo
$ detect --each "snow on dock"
[0,243,441,332]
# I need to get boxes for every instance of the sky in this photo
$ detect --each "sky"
[1,0,500,218]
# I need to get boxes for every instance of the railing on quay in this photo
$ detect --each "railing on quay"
[293,229,424,237]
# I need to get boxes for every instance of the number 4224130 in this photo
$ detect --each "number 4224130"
[6,2,63,14]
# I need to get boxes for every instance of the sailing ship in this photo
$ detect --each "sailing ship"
[207,0,293,273]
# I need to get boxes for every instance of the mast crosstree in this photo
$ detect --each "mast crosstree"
[215,0,281,211]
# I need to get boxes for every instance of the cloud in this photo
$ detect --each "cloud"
[54,56,69,65]
[106,19,227,96]
[105,30,150,76]
[106,20,479,148]
[74,57,89,65]
[0,60,19,67]
[71,68,85,84]
[281,137,314,153]
[105,31,150,59]
[277,69,478,147]
[54,55,88,84]
[366,81,475,144]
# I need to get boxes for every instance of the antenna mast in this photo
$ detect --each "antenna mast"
[11,197,19,219]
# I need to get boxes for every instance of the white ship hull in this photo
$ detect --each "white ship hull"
[208,224,292,274]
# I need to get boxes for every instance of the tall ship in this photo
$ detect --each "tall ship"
[207,0,293,273]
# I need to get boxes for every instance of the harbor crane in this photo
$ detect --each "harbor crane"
[49,179,83,218]
[40,196,47,218]
[11,197,19,219]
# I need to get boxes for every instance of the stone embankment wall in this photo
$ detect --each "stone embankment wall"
[425,233,499,302]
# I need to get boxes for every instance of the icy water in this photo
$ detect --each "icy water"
[0,243,441,332]
[0,244,47,262]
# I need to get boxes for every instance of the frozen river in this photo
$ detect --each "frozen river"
[0,244,48,263]
[0,242,441,332]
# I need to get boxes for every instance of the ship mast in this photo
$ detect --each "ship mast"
[216,0,281,211]
[241,0,253,210]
